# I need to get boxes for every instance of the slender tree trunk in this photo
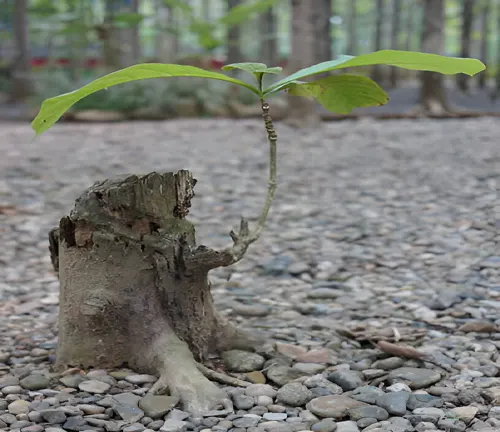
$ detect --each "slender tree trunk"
[227,0,242,64]
[494,1,500,100]
[259,7,278,66]
[404,0,415,52]
[347,0,357,55]
[51,172,263,416]
[372,0,385,84]
[417,0,451,114]
[130,0,142,64]
[10,0,31,103]
[102,0,122,69]
[314,0,332,78]
[478,0,490,89]
[389,0,401,87]
[457,0,474,92]
[287,0,321,127]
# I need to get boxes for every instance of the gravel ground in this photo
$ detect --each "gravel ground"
[1,117,500,432]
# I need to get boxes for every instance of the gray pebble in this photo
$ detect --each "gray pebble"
[276,382,313,407]
[328,370,364,391]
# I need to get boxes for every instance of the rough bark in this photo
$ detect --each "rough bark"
[478,0,490,89]
[389,0,402,87]
[51,171,264,416]
[347,0,358,55]
[259,7,278,67]
[371,0,385,85]
[315,0,332,66]
[227,0,242,64]
[287,0,321,128]
[457,0,474,92]
[10,0,31,103]
[415,0,451,115]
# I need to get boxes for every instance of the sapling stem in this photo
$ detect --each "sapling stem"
[225,99,277,263]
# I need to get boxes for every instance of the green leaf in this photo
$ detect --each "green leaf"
[265,50,486,94]
[286,75,389,115]
[222,63,282,74]
[31,64,260,136]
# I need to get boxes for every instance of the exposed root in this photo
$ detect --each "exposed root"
[147,332,233,417]
[196,363,251,388]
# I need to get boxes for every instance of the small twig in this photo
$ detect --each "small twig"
[223,100,277,264]
[196,363,251,388]
[376,340,455,373]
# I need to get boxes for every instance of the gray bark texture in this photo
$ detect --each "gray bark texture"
[287,0,321,127]
[478,0,490,89]
[417,0,451,115]
[50,171,263,415]
[389,0,401,87]
[371,0,385,85]
[314,0,332,66]
[259,7,278,66]
[457,0,474,92]
[227,0,243,64]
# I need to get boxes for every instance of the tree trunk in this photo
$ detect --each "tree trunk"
[389,0,401,87]
[371,0,385,84]
[478,0,490,89]
[287,0,321,127]
[404,0,415,52]
[347,0,358,55]
[259,7,278,66]
[314,0,332,71]
[494,1,500,100]
[417,0,451,115]
[227,0,242,64]
[457,0,474,92]
[130,0,142,64]
[101,0,123,69]
[10,0,31,103]
[50,171,263,416]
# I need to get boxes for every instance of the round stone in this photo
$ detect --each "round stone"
[307,395,367,419]
[222,350,265,372]
[276,382,313,407]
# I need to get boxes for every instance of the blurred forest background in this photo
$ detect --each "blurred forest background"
[1,0,499,123]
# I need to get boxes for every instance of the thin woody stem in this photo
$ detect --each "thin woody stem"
[253,100,277,239]
[224,99,278,263]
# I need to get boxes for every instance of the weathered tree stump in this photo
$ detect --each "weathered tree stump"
[49,171,264,415]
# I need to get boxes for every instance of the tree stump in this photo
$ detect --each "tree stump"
[49,171,263,415]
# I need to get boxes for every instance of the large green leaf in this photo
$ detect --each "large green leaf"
[265,50,486,94]
[222,63,282,75]
[31,64,259,136]
[287,75,389,114]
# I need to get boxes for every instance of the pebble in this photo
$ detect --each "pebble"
[307,395,367,418]
[387,368,442,389]
[276,382,313,406]
[222,350,265,372]
[78,379,111,394]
